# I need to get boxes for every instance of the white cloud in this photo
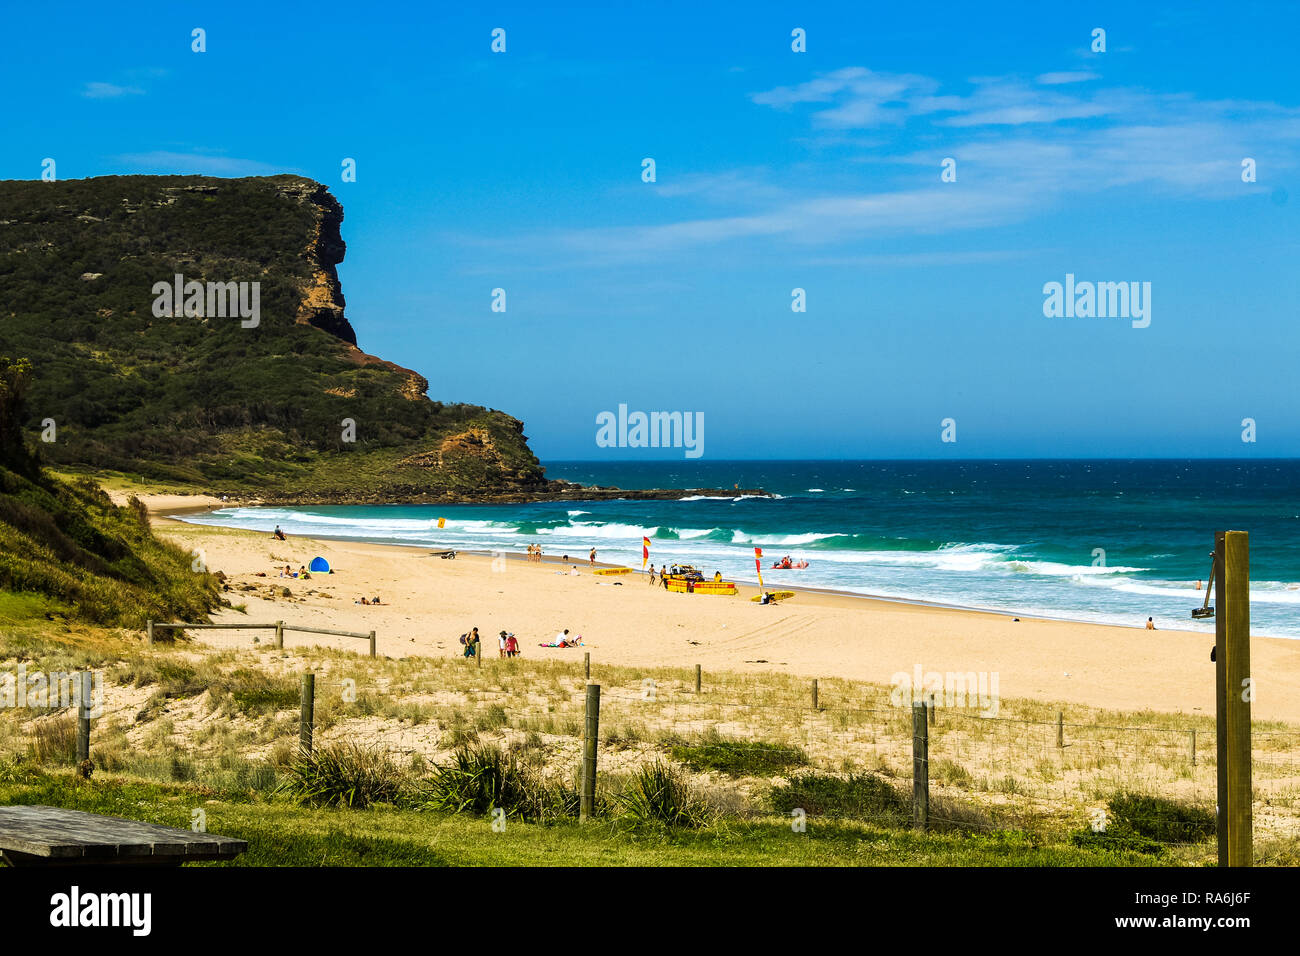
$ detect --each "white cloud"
[116,151,296,176]
[1035,71,1099,85]
[82,82,143,99]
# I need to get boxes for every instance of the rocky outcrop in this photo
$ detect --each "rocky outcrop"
[276,180,357,346]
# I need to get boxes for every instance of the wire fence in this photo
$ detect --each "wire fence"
[289,659,1300,856]
[12,649,1298,861]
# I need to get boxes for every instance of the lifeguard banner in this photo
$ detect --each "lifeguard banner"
[755,547,764,589]
[643,536,651,569]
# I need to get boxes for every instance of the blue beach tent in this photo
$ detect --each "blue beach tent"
[309,556,331,573]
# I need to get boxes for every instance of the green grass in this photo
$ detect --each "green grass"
[0,767,1176,867]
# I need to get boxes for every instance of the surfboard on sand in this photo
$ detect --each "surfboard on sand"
[750,590,796,602]
[593,567,635,576]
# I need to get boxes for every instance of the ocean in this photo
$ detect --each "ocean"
[178,459,1300,639]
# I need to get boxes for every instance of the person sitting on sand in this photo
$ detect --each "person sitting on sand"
[272,525,286,541]
[356,596,369,605]
[371,595,382,605]
[1146,617,1156,630]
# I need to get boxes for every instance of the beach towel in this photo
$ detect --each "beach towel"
[538,637,584,648]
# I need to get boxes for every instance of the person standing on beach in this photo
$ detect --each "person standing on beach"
[589,548,597,566]
[505,633,519,658]
[497,630,508,658]
[648,567,656,586]
[661,565,669,589]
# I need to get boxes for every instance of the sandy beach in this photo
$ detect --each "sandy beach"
[118,493,1300,724]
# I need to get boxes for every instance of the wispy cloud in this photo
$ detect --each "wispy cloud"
[82,81,143,99]
[1035,71,1099,85]
[465,64,1300,267]
[115,151,297,176]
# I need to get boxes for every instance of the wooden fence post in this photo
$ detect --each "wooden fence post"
[695,664,701,695]
[1190,729,1197,767]
[369,630,376,659]
[580,683,601,823]
[275,620,284,649]
[146,620,154,647]
[811,679,819,710]
[912,701,929,831]
[299,673,315,755]
[76,671,92,765]
[1057,711,1064,749]
[928,691,937,726]
[475,641,482,668]
[1215,529,1252,867]
[584,651,590,679]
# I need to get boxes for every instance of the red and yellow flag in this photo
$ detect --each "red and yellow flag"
[754,547,764,589]
[642,536,651,569]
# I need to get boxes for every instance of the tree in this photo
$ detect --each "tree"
[0,356,35,472]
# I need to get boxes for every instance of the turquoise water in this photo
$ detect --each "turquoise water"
[179,459,1300,638]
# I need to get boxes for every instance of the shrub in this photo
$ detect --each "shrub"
[768,771,909,824]
[669,739,807,777]
[1107,791,1216,843]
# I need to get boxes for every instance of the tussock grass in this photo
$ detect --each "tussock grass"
[279,742,404,809]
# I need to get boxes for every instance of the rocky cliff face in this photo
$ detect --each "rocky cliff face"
[275,180,358,347]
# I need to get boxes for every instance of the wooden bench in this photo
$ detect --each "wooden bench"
[0,805,247,867]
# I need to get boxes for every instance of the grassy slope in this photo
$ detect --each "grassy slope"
[0,464,221,627]
[0,175,545,498]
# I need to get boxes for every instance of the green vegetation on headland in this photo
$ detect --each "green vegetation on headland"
[0,356,221,626]
[0,174,547,501]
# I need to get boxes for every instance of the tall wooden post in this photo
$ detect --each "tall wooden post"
[912,701,929,831]
[811,679,819,710]
[146,620,154,647]
[1057,711,1064,749]
[584,652,590,679]
[76,671,92,764]
[299,673,315,755]
[368,630,376,659]
[928,691,937,726]
[1190,729,1197,767]
[275,620,284,649]
[580,683,601,822]
[475,641,482,669]
[1214,530,1252,867]
[695,664,701,695]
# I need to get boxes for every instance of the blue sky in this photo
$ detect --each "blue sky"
[3,1,1298,460]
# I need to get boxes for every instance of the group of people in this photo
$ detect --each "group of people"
[459,627,521,657]
[354,595,385,605]
[526,544,544,562]
[279,565,311,580]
